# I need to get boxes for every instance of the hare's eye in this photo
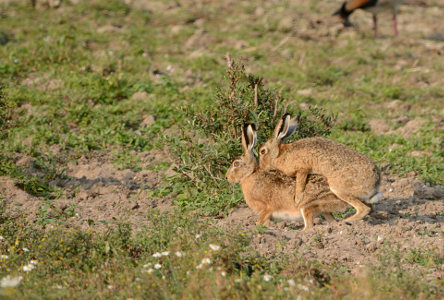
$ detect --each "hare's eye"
[260,149,266,155]
[233,161,240,167]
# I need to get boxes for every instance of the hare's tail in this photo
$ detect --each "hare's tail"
[367,192,382,204]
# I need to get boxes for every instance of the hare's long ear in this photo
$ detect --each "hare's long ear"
[274,114,299,141]
[242,123,257,156]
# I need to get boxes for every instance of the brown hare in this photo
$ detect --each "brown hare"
[225,124,348,230]
[258,114,381,222]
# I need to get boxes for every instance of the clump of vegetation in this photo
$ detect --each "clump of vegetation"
[0,205,439,299]
[0,83,15,137]
[193,55,336,145]
[165,57,336,215]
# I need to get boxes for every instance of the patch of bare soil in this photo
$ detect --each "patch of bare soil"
[215,173,443,275]
[1,149,175,231]
[1,150,442,276]
[368,117,426,138]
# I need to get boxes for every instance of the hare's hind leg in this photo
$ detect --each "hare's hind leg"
[334,194,371,221]
[300,205,316,231]
[256,209,272,226]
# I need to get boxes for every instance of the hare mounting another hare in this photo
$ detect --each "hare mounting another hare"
[225,124,348,230]
[258,114,381,222]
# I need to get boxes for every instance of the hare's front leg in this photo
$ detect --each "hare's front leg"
[256,210,272,226]
[300,204,315,231]
[294,170,309,207]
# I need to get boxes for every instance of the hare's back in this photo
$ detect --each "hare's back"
[291,138,378,176]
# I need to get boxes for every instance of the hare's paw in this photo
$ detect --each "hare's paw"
[256,219,271,227]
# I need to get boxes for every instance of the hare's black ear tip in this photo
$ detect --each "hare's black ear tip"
[242,123,249,133]
[243,123,256,131]
[282,113,291,120]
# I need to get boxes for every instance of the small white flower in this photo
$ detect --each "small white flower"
[107,285,113,289]
[141,268,154,274]
[143,263,152,268]
[221,271,226,277]
[263,274,272,282]
[154,264,162,270]
[175,251,183,257]
[195,234,201,239]
[22,264,35,272]
[0,275,23,288]
[339,231,343,235]
[201,258,211,264]
[235,279,242,283]
[161,251,169,256]
[0,236,5,241]
[0,255,8,259]
[56,285,63,289]
[377,235,383,242]
[300,285,309,291]
[152,252,161,258]
[186,271,190,275]
[30,260,38,265]
[196,264,202,269]
[22,248,30,252]
[209,244,220,251]
[288,279,296,286]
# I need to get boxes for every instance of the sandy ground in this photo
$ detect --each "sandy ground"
[1,143,442,275]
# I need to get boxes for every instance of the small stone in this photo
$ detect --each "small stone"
[141,115,156,127]
[413,182,443,200]
[368,119,391,135]
[409,151,431,157]
[131,91,149,101]
[366,242,377,252]
[297,89,313,96]
[255,6,265,16]
[277,16,294,32]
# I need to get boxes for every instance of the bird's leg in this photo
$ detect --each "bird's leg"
[372,14,378,37]
[392,12,398,36]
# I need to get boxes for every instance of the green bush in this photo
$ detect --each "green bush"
[166,58,336,215]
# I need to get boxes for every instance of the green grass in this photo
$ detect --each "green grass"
[0,206,441,299]
[0,0,443,297]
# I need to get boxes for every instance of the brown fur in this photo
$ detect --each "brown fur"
[259,116,381,222]
[226,124,348,230]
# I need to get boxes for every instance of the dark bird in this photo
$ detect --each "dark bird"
[333,0,404,37]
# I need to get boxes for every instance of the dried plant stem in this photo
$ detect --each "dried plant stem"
[225,52,232,68]
[179,169,203,191]
[273,94,279,118]
[254,83,258,107]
